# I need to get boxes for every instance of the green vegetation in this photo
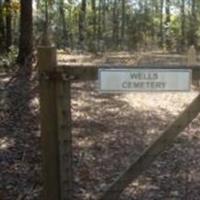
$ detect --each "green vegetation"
[0,0,200,64]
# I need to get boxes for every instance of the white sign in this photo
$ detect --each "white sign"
[98,68,192,92]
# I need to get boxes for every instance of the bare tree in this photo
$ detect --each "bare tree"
[112,0,119,48]
[0,0,5,52]
[165,0,171,49]
[159,0,164,48]
[59,0,69,47]
[17,0,33,65]
[189,0,197,46]
[79,0,86,49]
[121,0,126,47]
[180,0,186,51]
[5,0,12,51]
[91,0,96,41]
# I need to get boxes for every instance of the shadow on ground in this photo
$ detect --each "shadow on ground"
[0,65,41,200]
[71,81,200,200]
[1,64,200,200]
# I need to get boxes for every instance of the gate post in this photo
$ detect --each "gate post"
[55,63,73,200]
[38,46,60,200]
[38,46,73,200]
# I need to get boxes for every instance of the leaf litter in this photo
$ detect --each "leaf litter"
[1,52,200,200]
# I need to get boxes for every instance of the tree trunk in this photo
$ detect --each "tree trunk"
[189,0,197,47]
[5,0,12,51]
[121,0,126,47]
[79,0,86,50]
[59,0,69,47]
[112,0,119,49]
[0,0,5,52]
[97,0,102,49]
[68,3,74,49]
[91,0,96,41]
[102,0,106,37]
[91,0,97,51]
[180,0,186,51]
[17,0,33,65]
[159,0,164,48]
[165,0,171,50]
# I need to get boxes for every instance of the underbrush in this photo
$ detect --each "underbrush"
[0,46,18,72]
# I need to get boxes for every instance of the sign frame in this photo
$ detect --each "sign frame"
[98,68,192,93]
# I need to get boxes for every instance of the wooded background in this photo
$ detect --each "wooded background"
[0,0,200,65]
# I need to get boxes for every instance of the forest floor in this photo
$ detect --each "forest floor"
[1,51,200,200]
